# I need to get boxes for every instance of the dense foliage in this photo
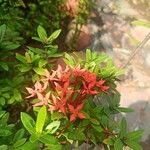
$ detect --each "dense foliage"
[0,0,143,149]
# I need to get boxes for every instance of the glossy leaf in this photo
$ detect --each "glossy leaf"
[37,25,47,41]
[36,106,47,134]
[47,29,61,43]
[21,112,35,134]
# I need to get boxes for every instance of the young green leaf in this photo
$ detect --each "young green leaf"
[63,53,75,67]
[21,112,35,134]
[46,121,60,134]
[36,106,47,134]
[86,49,91,62]
[37,25,47,41]
[47,29,61,43]
[33,67,46,75]
[38,59,47,68]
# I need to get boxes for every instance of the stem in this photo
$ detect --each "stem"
[120,32,150,68]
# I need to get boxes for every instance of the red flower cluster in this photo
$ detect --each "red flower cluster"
[26,65,109,122]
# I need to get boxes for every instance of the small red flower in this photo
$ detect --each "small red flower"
[49,95,67,114]
[68,103,85,122]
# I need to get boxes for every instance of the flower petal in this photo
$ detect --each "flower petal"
[70,114,76,122]
[78,112,85,119]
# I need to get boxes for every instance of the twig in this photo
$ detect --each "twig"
[120,32,150,69]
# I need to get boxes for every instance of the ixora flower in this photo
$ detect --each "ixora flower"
[68,103,85,122]
[26,65,109,122]
[26,81,48,98]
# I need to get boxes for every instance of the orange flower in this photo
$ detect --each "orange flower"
[68,103,85,122]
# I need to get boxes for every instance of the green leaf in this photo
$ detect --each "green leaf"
[47,29,61,43]
[46,121,60,134]
[13,89,22,101]
[132,20,150,28]
[0,97,5,106]
[0,145,8,150]
[4,43,20,50]
[119,118,127,138]
[51,112,65,120]
[90,118,100,125]
[126,141,142,150]
[32,37,43,43]
[21,112,35,134]
[14,138,27,148]
[0,62,9,71]
[68,130,86,141]
[103,138,114,145]
[20,141,38,150]
[2,93,10,99]
[13,129,25,142]
[0,111,6,118]
[27,46,43,55]
[0,24,6,42]
[114,139,124,150]
[38,59,47,68]
[46,144,62,150]
[18,64,32,72]
[30,134,39,143]
[126,130,144,141]
[39,134,58,145]
[37,25,47,41]
[0,129,12,136]
[86,49,91,62]
[92,124,103,133]
[117,107,134,113]
[64,53,75,67]
[16,53,26,64]
[33,67,46,75]
[36,106,47,134]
